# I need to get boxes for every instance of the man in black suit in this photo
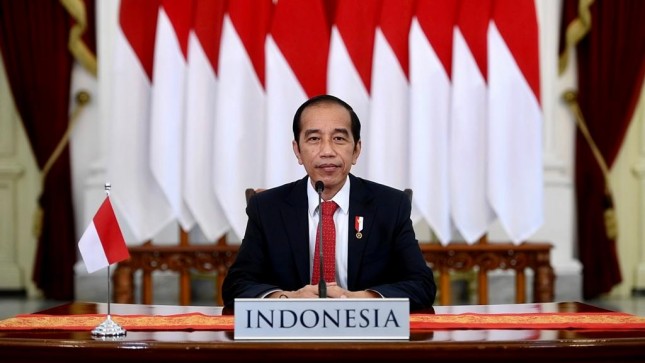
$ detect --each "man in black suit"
[222,94,436,311]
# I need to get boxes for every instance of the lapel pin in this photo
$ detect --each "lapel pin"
[355,216,364,239]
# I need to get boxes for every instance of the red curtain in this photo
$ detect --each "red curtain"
[0,1,93,300]
[560,0,645,299]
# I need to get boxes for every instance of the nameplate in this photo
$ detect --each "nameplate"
[233,298,409,340]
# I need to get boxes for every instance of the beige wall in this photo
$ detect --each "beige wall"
[0,53,41,297]
[610,81,645,296]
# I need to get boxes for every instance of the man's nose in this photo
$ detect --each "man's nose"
[320,138,335,155]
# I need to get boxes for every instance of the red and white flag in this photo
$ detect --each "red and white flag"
[100,0,544,247]
[214,0,272,239]
[487,0,542,242]
[108,0,174,242]
[78,197,130,274]
[449,0,495,242]
[149,0,195,231]
[265,0,330,187]
[183,0,229,242]
[368,0,414,196]
[327,0,380,178]
[409,0,458,244]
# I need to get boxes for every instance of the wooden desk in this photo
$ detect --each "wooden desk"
[0,302,643,362]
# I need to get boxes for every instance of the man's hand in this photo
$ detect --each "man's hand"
[267,284,319,299]
[326,283,380,298]
[268,283,380,299]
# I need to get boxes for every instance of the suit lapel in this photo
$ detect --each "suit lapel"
[347,175,376,289]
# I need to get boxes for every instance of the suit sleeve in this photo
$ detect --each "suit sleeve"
[221,195,282,308]
[367,191,437,310]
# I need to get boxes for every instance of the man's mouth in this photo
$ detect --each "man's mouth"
[318,164,338,171]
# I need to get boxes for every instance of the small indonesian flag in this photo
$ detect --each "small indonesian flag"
[355,216,364,239]
[78,197,130,273]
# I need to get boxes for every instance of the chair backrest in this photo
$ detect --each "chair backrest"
[403,188,412,202]
[245,188,264,205]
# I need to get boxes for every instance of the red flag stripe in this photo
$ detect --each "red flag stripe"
[415,0,459,79]
[334,0,381,93]
[119,0,160,81]
[192,0,226,76]
[229,0,273,88]
[456,0,491,80]
[93,198,129,264]
[161,0,193,59]
[378,0,415,79]
[271,0,330,97]
[492,0,540,103]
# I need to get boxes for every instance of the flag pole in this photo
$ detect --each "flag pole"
[91,182,127,337]
[106,183,111,318]
[107,264,111,316]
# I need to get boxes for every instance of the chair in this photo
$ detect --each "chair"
[421,236,554,305]
[113,232,238,306]
[245,188,264,204]
[114,188,554,307]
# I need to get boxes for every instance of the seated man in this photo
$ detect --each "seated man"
[222,94,436,311]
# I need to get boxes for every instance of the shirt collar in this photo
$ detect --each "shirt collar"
[307,176,350,217]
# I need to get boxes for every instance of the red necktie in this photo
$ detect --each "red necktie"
[311,201,339,284]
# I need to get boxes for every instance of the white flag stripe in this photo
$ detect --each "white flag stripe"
[184,32,228,242]
[265,35,308,188]
[488,23,543,242]
[409,19,452,244]
[78,222,109,273]
[450,28,495,242]
[368,29,410,193]
[149,8,195,231]
[214,16,266,240]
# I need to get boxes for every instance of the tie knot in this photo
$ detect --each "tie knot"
[321,201,338,216]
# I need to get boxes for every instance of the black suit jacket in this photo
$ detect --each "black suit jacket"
[222,174,437,311]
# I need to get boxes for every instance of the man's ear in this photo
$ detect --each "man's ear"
[352,140,362,165]
[292,140,303,165]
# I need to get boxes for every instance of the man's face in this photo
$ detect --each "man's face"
[292,102,361,197]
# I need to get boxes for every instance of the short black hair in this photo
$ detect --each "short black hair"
[292,94,361,148]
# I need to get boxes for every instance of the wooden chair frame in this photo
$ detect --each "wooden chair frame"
[113,189,554,306]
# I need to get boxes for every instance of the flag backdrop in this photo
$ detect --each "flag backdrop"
[409,0,458,243]
[109,0,175,242]
[487,0,542,243]
[326,0,380,179]
[184,0,228,242]
[107,0,544,245]
[149,0,196,231]
[213,0,272,239]
[449,0,495,243]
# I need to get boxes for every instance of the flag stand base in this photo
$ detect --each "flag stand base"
[91,315,127,337]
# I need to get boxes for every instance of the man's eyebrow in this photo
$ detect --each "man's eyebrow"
[303,129,320,137]
[303,128,349,137]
